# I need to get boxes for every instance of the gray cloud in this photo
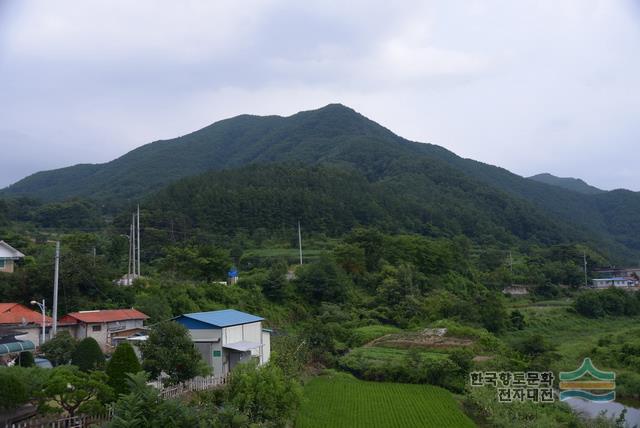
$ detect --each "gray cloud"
[0,0,639,190]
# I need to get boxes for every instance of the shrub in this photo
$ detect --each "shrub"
[40,331,77,366]
[106,343,142,396]
[71,337,105,371]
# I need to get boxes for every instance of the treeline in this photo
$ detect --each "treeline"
[140,163,583,251]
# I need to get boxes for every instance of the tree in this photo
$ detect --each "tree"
[0,370,28,411]
[140,321,207,385]
[71,337,105,372]
[262,259,287,301]
[19,351,35,367]
[510,310,526,330]
[226,361,302,426]
[107,372,199,428]
[106,343,142,396]
[40,366,112,417]
[295,255,349,304]
[40,331,77,366]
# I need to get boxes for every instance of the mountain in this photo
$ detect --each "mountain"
[528,173,604,195]
[3,103,640,260]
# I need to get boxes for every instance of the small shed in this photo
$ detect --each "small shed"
[174,309,271,379]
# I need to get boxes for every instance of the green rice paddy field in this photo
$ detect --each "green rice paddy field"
[295,373,475,428]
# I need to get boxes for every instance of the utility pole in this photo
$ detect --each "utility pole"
[584,252,588,288]
[131,213,136,277]
[128,222,133,282]
[298,220,303,265]
[137,205,141,276]
[52,241,60,336]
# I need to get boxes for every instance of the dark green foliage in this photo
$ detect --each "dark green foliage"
[575,288,640,318]
[510,310,526,330]
[295,255,349,304]
[226,361,302,426]
[107,372,200,428]
[40,331,77,366]
[0,370,29,410]
[159,244,231,281]
[106,343,142,396]
[140,321,207,384]
[71,337,105,372]
[18,351,35,367]
[262,259,288,301]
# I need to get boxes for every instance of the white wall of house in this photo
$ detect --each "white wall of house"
[71,319,145,350]
[0,259,15,273]
[185,321,271,378]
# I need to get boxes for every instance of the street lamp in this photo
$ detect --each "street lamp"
[30,299,46,345]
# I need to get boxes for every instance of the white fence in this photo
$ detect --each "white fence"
[157,374,229,400]
[5,410,113,428]
[6,375,228,427]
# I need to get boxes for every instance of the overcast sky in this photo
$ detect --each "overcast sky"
[1,0,639,190]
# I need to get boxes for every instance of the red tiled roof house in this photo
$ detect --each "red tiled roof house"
[59,309,149,352]
[0,303,52,346]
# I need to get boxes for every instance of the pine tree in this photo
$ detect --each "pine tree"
[71,337,105,371]
[106,343,141,395]
[18,351,35,367]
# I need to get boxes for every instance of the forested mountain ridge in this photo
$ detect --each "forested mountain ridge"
[528,173,605,195]
[2,103,640,260]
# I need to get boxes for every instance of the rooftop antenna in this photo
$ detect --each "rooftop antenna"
[298,220,303,265]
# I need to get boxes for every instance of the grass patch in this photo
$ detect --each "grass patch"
[350,325,404,347]
[296,372,475,428]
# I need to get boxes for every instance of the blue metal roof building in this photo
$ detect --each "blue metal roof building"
[174,309,264,329]
[174,309,271,378]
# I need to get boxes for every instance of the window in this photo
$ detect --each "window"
[92,325,102,332]
[0,259,5,269]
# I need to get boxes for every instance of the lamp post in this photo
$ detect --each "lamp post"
[30,299,46,345]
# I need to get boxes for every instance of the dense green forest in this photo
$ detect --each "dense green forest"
[3,104,640,262]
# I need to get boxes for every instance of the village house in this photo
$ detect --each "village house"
[59,308,149,351]
[592,277,638,288]
[0,241,25,273]
[0,303,51,346]
[174,309,271,379]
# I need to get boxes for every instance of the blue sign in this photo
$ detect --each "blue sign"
[228,268,238,278]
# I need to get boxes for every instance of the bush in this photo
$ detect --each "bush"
[106,343,142,396]
[40,331,77,366]
[71,337,105,371]
[226,361,302,426]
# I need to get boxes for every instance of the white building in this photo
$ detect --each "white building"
[592,277,637,288]
[174,309,271,379]
[0,241,25,274]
